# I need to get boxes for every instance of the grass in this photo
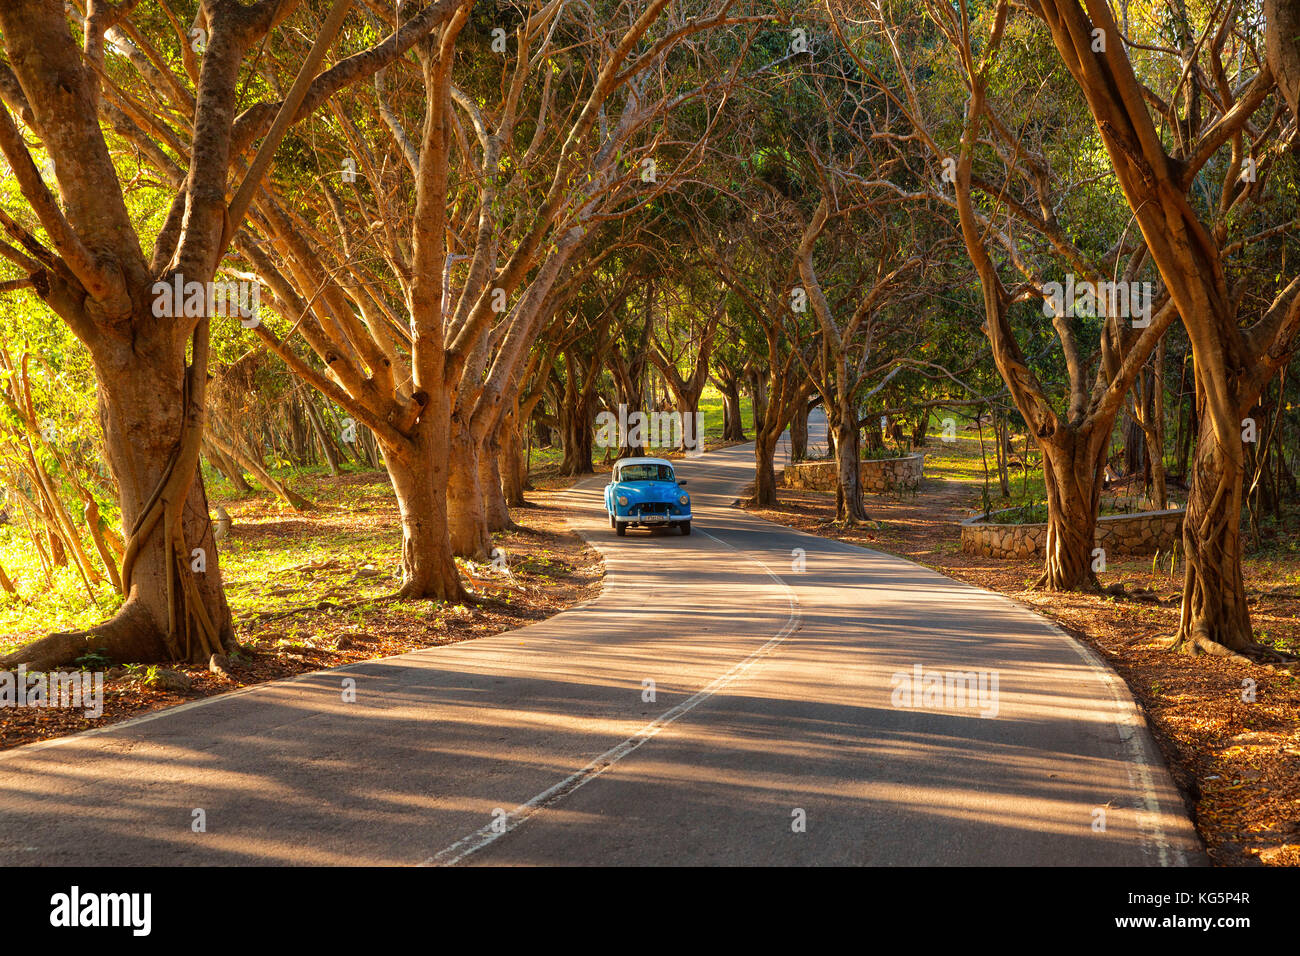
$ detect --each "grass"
[0,467,427,656]
[0,523,125,651]
[2,414,649,655]
[218,504,399,621]
[919,412,1180,521]
[695,389,757,443]
[916,421,1050,515]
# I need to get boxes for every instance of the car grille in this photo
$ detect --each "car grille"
[635,502,670,516]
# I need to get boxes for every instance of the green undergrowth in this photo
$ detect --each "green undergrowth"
[0,468,474,657]
[0,522,125,652]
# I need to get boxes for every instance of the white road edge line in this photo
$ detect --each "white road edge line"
[1052,626,1179,866]
[421,527,800,867]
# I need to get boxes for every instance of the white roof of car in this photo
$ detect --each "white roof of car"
[615,457,674,469]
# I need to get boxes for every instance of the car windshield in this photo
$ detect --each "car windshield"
[619,464,675,483]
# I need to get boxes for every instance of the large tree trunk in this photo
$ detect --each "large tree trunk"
[1146,345,1168,508]
[500,407,528,507]
[3,329,235,670]
[1036,433,1106,592]
[720,375,746,441]
[911,414,929,448]
[287,399,311,465]
[658,364,711,452]
[791,402,809,461]
[480,428,515,532]
[751,429,780,507]
[1123,411,1145,478]
[534,405,554,448]
[863,418,883,451]
[557,393,595,476]
[614,370,647,458]
[994,409,1011,498]
[1173,412,1253,654]
[832,410,868,523]
[748,370,768,435]
[1176,388,1197,481]
[676,394,705,452]
[1266,0,1300,121]
[448,419,492,560]
[1141,416,1169,510]
[384,430,465,602]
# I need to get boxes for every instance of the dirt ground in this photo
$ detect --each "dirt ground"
[0,473,603,753]
[748,464,1300,867]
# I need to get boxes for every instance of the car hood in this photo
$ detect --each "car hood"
[613,480,684,501]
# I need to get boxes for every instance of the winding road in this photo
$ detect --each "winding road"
[0,420,1204,866]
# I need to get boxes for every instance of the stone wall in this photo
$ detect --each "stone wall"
[781,454,925,494]
[960,507,1185,559]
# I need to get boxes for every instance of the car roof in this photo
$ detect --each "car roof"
[614,457,675,470]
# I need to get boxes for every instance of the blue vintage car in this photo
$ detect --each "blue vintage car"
[604,457,691,536]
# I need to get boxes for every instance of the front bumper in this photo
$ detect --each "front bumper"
[614,509,691,526]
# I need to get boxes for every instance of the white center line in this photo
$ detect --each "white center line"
[422,527,800,867]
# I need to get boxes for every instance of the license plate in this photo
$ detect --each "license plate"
[641,515,667,524]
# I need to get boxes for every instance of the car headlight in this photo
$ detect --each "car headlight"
[617,495,629,507]
[679,495,689,506]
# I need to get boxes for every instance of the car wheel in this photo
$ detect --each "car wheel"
[616,522,627,537]
[680,520,691,536]
[609,511,616,529]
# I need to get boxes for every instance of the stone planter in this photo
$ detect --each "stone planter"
[781,454,924,494]
[959,507,1186,559]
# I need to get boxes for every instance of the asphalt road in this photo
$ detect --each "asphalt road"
[0,420,1204,866]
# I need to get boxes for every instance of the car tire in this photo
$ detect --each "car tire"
[609,511,616,529]
[616,522,627,537]
[680,520,691,536]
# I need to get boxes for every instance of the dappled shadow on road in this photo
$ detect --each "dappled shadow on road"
[0,425,1197,866]
[0,591,1188,865]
